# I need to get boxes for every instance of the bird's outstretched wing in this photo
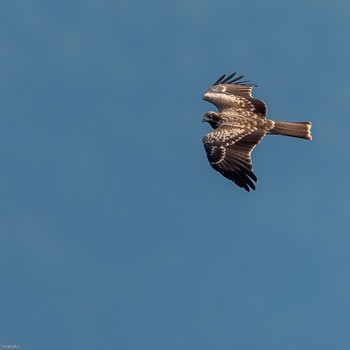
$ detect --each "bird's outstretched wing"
[203,72,267,117]
[202,126,266,191]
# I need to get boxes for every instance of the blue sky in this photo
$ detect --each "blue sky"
[1,1,350,349]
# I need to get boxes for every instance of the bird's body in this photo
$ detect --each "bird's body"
[202,72,312,191]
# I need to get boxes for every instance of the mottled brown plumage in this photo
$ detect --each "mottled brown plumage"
[202,71,312,191]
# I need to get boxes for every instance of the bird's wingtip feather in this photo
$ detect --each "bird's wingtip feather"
[212,71,256,87]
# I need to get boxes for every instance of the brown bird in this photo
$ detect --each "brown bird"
[202,71,312,191]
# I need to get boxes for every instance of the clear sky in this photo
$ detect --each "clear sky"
[1,1,350,349]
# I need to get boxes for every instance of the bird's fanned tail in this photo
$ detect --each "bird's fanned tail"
[269,121,312,140]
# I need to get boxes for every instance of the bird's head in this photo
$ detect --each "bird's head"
[202,112,222,129]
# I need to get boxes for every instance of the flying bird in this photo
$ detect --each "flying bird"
[202,71,312,191]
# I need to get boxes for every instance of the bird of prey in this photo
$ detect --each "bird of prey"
[202,71,312,191]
